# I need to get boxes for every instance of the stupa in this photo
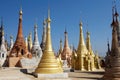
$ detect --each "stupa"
[61,29,72,67]
[73,21,101,71]
[103,3,120,80]
[34,9,68,78]
[0,19,7,66]
[31,23,42,58]
[86,31,98,70]
[8,8,32,67]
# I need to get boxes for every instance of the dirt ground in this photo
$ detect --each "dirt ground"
[0,67,104,80]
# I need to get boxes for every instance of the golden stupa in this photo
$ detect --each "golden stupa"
[35,9,63,74]
[71,21,101,71]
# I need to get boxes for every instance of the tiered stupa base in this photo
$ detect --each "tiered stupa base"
[103,57,120,80]
[34,73,68,78]
[34,50,68,78]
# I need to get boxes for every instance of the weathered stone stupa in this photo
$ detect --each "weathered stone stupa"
[34,9,68,78]
[0,19,7,66]
[31,23,42,58]
[40,19,46,51]
[8,8,32,67]
[103,4,120,80]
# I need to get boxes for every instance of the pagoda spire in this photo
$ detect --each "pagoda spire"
[35,9,63,74]
[107,40,111,55]
[1,17,3,30]
[86,31,92,52]
[40,18,46,51]
[0,19,7,52]
[111,20,119,56]
[77,21,88,54]
[31,23,42,58]
[61,29,72,67]
[64,29,69,48]
[45,9,52,51]
[0,17,4,46]
[17,7,23,38]
[59,39,63,54]
[76,21,88,70]
[61,29,72,60]
[9,7,31,59]
[0,18,7,66]
[103,1,120,79]
[28,32,32,52]
[10,35,14,50]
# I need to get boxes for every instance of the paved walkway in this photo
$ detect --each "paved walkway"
[0,67,104,80]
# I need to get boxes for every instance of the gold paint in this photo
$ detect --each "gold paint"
[28,32,33,51]
[73,21,101,71]
[35,9,63,74]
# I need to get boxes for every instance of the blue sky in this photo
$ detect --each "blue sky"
[0,0,120,57]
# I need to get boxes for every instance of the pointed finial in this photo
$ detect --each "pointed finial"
[48,8,50,18]
[43,17,46,25]
[79,21,83,27]
[64,28,67,34]
[87,31,90,36]
[46,8,51,22]
[34,18,38,28]
[34,23,37,28]
[111,6,116,26]
[1,17,3,28]
[107,38,110,52]
[60,38,62,43]
[19,6,23,15]
[10,35,13,39]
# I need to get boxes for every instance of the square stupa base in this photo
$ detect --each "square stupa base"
[34,73,69,79]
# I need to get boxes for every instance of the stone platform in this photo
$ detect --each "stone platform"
[34,73,68,79]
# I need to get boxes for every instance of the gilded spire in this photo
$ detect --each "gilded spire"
[86,31,91,51]
[27,32,32,51]
[79,21,85,46]
[35,9,63,74]
[77,21,88,54]
[45,9,52,51]
[75,21,89,70]
[46,8,51,23]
